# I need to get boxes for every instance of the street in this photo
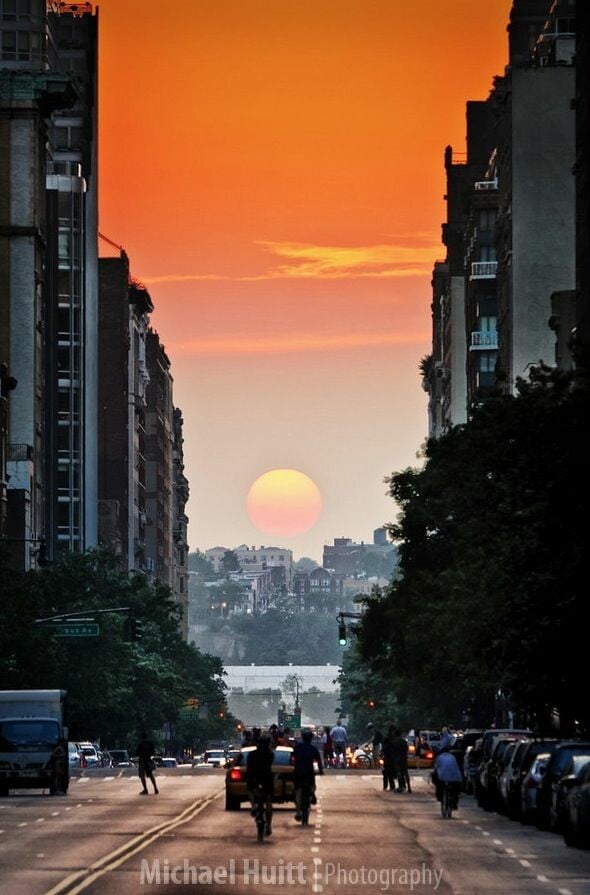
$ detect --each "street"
[1,769,589,895]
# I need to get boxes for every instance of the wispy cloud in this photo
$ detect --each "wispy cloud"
[141,239,438,285]
[170,330,428,357]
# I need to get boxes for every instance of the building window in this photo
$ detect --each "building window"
[478,246,497,262]
[479,209,496,231]
[479,352,497,373]
[478,316,497,333]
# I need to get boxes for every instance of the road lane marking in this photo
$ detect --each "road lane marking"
[520,860,531,867]
[493,839,502,844]
[51,812,60,817]
[65,807,72,811]
[44,788,223,895]
[311,847,319,853]
[481,831,490,836]
[36,818,45,823]
[77,778,89,784]
[536,876,548,883]
[474,825,483,830]
[505,848,515,854]
[0,829,4,833]
[557,889,572,894]
[103,777,114,782]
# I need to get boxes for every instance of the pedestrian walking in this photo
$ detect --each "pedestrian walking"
[137,732,159,795]
[321,726,334,768]
[391,728,411,792]
[381,726,397,790]
[329,721,348,767]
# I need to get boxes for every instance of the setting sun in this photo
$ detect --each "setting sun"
[246,469,322,538]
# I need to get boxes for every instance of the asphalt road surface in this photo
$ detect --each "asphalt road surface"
[1,768,589,895]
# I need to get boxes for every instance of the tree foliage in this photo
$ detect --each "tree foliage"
[354,366,587,734]
[0,548,236,750]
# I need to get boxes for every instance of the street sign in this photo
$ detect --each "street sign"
[51,622,100,637]
[281,712,301,728]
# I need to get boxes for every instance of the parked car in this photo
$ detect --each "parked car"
[552,755,590,833]
[160,757,178,768]
[477,734,529,810]
[498,740,527,813]
[536,741,590,831]
[562,760,590,848]
[77,742,100,768]
[520,752,552,825]
[107,749,133,768]
[225,745,295,810]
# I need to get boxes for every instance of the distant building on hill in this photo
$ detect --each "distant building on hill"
[322,530,398,577]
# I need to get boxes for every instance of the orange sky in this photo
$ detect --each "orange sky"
[98,0,513,561]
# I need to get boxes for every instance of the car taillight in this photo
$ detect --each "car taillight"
[425,751,433,760]
[229,768,243,781]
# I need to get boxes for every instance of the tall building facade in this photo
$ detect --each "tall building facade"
[424,0,577,433]
[0,1,98,566]
[98,252,152,570]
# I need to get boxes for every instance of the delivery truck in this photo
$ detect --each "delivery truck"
[0,690,67,796]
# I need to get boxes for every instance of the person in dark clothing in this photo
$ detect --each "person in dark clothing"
[293,729,323,820]
[391,728,411,792]
[381,726,397,791]
[137,732,159,795]
[50,739,69,795]
[367,722,384,766]
[246,737,275,835]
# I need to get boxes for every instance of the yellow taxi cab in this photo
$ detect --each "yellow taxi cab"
[406,736,435,769]
[225,745,295,810]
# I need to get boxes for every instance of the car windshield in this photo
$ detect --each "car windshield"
[80,747,96,756]
[206,751,225,758]
[110,751,129,760]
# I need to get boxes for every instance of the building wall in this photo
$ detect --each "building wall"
[509,66,575,384]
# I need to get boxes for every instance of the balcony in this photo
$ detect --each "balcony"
[470,331,498,350]
[470,261,497,280]
[474,179,498,191]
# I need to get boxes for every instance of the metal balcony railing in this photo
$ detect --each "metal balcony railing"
[474,179,498,191]
[8,443,33,461]
[470,261,498,280]
[470,331,499,350]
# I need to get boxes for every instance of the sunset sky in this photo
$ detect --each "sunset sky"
[98,0,513,562]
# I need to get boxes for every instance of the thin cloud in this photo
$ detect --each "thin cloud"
[141,239,438,284]
[170,330,428,357]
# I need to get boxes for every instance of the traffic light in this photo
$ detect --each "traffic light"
[338,622,347,645]
[124,616,144,642]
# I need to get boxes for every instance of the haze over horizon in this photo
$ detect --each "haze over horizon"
[98,0,513,562]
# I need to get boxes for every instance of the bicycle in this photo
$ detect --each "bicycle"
[441,781,454,818]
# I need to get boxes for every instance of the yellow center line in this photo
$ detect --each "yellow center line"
[44,789,223,895]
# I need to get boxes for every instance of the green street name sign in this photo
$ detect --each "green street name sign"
[51,622,100,637]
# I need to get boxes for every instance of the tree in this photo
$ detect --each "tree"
[221,550,240,574]
[355,365,587,734]
[187,550,215,579]
[0,547,232,747]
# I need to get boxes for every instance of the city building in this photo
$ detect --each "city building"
[424,0,577,432]
[97,252,152,570]
[172,407,189,637]
[322,532,398,577]
[0,1,98,566]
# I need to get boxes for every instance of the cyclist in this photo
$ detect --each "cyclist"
[293,729,323,822]
[432,746,462,810]
[246,736,275,836]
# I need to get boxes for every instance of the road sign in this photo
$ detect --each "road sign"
[51,622,100,637]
